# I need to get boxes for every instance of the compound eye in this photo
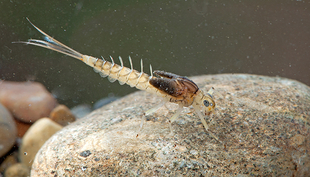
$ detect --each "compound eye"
[203,100,209,107]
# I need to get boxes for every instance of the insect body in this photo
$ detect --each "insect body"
[16,18,217,139]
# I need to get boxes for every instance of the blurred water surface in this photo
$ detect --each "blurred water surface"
[1,0,309,107]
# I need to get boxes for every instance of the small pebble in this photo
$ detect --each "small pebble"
[0,103,17,157]
[13,119,32,137]
[19,118,62,168]
[49,104,75,126]
[70,104,92,119]
[93,96,119,110]
[80,150,92,157]
[289,134,306,147]
[0,153,18,173]
[4,163,30,177]
[0,81,57,123]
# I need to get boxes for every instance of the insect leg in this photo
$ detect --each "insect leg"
[145,101,166,116]
[168,105,183,134]
[136,101,167,138]
[137,113,146,137]
[169,105,183,122]
[193,106,220,142]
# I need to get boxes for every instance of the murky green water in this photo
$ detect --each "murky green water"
[1,0,309,107]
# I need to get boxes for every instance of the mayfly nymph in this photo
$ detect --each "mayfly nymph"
[16,18,217,139]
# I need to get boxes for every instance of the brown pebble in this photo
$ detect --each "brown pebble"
[13,118,32,138]
[49,104,75,126]
[0,81,57,123]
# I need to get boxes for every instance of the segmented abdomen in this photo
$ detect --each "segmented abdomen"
[82,55,158,94]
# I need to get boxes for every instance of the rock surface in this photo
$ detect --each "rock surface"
[49,104,76,126]
[31,74,310,176]
[20,118,63,168]
[0,103,17,157]
[0,81,57,123]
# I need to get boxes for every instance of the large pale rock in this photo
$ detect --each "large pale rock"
[20,118,62,168]
[0,81,57,123]
[0,103,17,157]
[31,74,310,176]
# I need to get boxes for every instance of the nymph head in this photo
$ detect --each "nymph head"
[192,87,215,116]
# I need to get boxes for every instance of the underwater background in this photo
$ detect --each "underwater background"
[1,0,309,107]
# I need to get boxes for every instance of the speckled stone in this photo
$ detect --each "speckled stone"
[31,74,310,176]
[0,81,57,123]
[20,118,62,168]
[0,103,17,157]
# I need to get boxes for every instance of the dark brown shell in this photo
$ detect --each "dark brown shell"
[149,70,199,98]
